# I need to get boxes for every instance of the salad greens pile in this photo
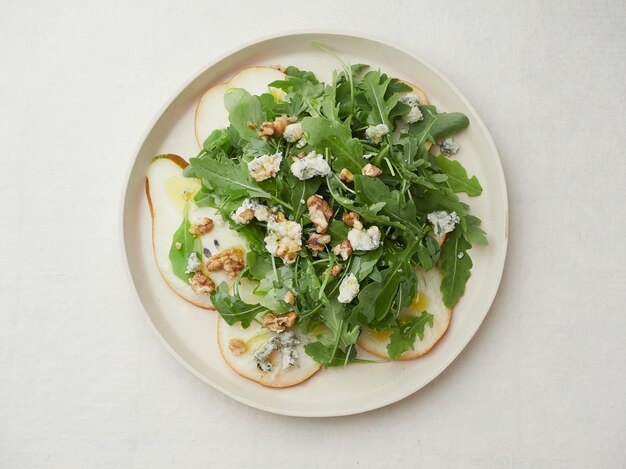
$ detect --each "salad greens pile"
[180,44,487,366]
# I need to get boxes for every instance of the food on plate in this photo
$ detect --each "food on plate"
[146,44,488,386]
[357,268,451,360]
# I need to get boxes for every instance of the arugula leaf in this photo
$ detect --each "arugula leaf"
[409,105,469,142]
[327,176,397,227]
[301,117,365,173]
[351,239,420,323]
[190,153,272,201]
[168,204,201,282]
[246,251,273,280]
[361,71,400,129]
[432,155,482,196]
[328,219,349,246]
[285,175,320,222]
[348,247,382,281]
[387,312,435,360]
[416,235,441,271]
[439,227,473,307]
[210,282,267,328]
[463,215,488,246]
[224,89,265,141]
[304,338,358,367]
[353,175,419,233]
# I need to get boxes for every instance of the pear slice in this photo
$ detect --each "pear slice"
[399,80,430,106]
[194,66,286,146]
[357,267,451,361]
[217,317,321,388]
[145,155,249,309]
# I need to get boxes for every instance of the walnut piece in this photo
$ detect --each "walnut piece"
[307,233,331,255]
[342,212,363,229]
[339,168,354,183]
[323,263,343,277]
[189,272,215,295]
[307,195,333,234]
[258,115,297,139]
[262,312,297,333]
[361,163,383,177]
[272,210,287,222]
[228,338,247,356]
[332,240,353,260]
[205,248,245,279]
[189,217,214,236]
[237,208,255,223]
[283,291,295,305]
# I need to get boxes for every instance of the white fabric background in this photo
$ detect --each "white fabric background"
[1,1,624,467]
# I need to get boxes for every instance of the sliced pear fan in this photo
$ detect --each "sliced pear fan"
[217,318,321,388]
[357,267,451,360]
[194,66,286,146]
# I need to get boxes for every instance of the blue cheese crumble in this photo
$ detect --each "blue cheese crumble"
[290,151,332,180]
[185,251,201,274]
[399,93,423,124]
[427,211,460,237]
[264,220,303,264]
[365,124,389,144]
[440,137,460,156]
[338,273,360,303]
[283,123,303,143]
[248,152,283,181]
[253,331,300,372]
[347,225,382,251]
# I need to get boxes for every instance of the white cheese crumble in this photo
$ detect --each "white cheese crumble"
[427,211,460,238]
[290,151,332,180]
[253,331,300,372]
[185,252,201,274]
[338,273,360,304]
[365,124,389,144]
[400,93,420,107]
[399,93,423,124]
[283,123,303,143]
[231,198,271,225]
[248,152,283,181]
[440,138,460,156]
[347,225,382,251]
[264,220,303,264]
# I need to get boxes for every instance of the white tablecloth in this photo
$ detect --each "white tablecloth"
[1,1,624,467]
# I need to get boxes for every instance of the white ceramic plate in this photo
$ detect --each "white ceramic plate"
[121,31,508,417]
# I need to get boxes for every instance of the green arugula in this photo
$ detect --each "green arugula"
[439,227,473,307]
[387,312,435,360]
[210,282,268,328]
[168,203,202,282]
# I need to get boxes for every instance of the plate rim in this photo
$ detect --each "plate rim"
[119,29,509,417]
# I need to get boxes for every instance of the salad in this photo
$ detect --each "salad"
[146,44,487,386]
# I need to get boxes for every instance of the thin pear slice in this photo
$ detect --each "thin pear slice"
[145,155,248,309]
[194,66,285,146]
[217,317,321,388]
[357,267,451,361]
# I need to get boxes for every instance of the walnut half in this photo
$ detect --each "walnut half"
[189,272,215,295]
[332,240,353,260]
[205,248,245,279]
[361,163,383,177]
[189,217,214,236]
[258,115,297,139]
[307,195,333,234]
[262,312,297,333]
[307,233,331,255]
